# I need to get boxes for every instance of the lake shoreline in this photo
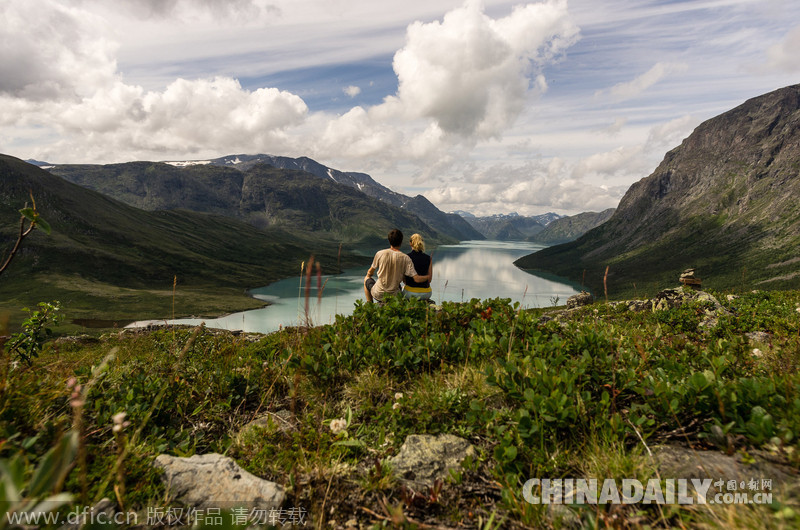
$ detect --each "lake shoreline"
[127,240,583,334]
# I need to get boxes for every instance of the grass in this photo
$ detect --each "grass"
[2,289,800,528]
[0,273,271,331]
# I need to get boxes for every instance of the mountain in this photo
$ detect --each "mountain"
[532,212,562,226]
[464,213,554,240]
[528,208,615,245]
[171,154,484,241]
[400,195,485,242]
[46,161,455,247]
[516,84,800,296]
[0,154,363,319]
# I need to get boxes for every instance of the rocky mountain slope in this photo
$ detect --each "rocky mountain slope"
[46,161,454,246]
[462,212,558,240]
[528,208,615,245]
[204,155,484,241]
[516,84,800,295]
[125,154,482,242]
[0,154,362,316]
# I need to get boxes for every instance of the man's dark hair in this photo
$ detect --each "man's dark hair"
[388,229,403,248]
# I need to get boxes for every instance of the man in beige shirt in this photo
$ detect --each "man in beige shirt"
[364,229,431,302]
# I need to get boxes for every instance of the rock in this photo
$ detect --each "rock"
[153,453,284,511]
[626,300,651,312]
[745,331,771,345]
[608,300,650,312]
[679,268,702,288]
[389,434,476,488]
[54,334,101,346]
[652,445,799,501]
[238,410,297,441]
[651,288,730,329]
[566,291,593,309]
[651,288,697,311]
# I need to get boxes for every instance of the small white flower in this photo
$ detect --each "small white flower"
[394,392,404,401]
[111,411,131,433]
[329,418,347,435]
[752,348,762,357]
[393,402,401,410]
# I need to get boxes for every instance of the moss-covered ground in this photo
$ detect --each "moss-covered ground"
[2,289,800,528]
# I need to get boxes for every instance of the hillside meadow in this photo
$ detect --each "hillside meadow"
[2,287,799,528]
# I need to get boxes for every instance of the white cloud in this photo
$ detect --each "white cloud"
[765,25,800,72]
[80,0,281,23]
[572,145,644,179]
[391,0,578,138]
[597,117,627,136]
[4,0,800,218]
[425,160,623,216]
[597,62,688,102]
[645,114,698,152]
[343,85,361,98]
[425,113,701,215]
[0,0,117,100]
[2,0,579,168]
[9,77,308,162]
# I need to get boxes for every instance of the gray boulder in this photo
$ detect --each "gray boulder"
[389,434,476,488]
[745,331,771,345]
[651,288,730,329]
[653,445,799,501]
[566,291,594,309]
[154,453,284,511]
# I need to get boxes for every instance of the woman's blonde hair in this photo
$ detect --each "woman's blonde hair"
[410,233,425,252]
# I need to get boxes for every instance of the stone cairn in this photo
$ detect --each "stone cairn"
[679,268,701,289]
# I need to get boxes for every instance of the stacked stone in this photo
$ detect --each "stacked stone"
[566,290,594,309]
[679,268,702,289]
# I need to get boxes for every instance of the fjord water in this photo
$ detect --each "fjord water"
[132,241,582,334]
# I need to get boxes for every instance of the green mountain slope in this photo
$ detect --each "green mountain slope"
[0,154,363,322]
[516,84,800,297]
[194,154,486,241]
[47,162,455,246]
[465,214,546,240]
[528,208,615,245]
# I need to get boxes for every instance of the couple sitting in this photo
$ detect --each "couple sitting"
[363,229,433,303]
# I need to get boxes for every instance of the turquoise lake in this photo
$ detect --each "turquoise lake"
[130,240,582,334]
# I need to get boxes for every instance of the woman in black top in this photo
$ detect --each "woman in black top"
[403,233,433,300]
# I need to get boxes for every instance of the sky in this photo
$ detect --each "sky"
[2,0,800,216]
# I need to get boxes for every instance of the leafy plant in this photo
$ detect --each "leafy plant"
[0,197,51,277]
[4,301,62,365]
[0,431,77,530]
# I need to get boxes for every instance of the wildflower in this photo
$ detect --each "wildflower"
[330,418,347,435]
[112,411,131,433]
[394,392,404,401]
[752,348,763,357]
[67,377,84,408]
[393,402,401,410]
